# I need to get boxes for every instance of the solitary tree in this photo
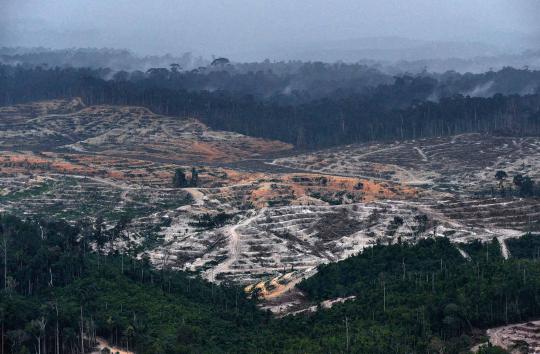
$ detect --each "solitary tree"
[172,168,188,188]
[514,174,535,197]
[513,174,524,187]
[189,167,199,187]
[495,170,508,196]
[495,170,507,186]
[211,57,230,66]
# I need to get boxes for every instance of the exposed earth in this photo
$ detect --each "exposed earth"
[472,320,540,353]
[1,99,539,316]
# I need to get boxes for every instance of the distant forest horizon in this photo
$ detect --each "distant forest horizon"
[2,49,540,148]
[2,45,540,74]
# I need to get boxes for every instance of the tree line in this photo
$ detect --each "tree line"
[1,64,540,148]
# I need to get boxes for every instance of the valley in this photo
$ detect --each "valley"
[1,99,539,318]
[3,4,540,352]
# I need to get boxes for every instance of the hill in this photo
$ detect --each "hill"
[4,215,540,353]
[0,99,538,312]
[0,98,292,162]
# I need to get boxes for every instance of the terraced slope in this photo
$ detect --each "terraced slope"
[1,99,539,314]
[273,134,540,193]
[431,197,540,231]
[0,99,292,162]
[156,197,524,291]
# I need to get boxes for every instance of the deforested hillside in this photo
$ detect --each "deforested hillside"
[273,134,540,194]
[2,65,540,148]
[5,1,540,353]
[0,99,292,161]
[1,98,538,322]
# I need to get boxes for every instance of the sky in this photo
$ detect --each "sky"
[1,0,539,61]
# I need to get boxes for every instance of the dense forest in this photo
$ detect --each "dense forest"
[1,63,540,147]
[0,48,209,74]
[3,214,540,353]
[2,47,540,76]
[2,48,540,101]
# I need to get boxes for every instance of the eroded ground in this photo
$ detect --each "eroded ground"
[1,99,539,315]
[473,320,540,353]
[272,134,540,193]
[0,98,292,162]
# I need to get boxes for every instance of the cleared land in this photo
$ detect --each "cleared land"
[0,98,292,162]
[272,134,540,193]
[1,99,539,314]
[472,320,540,353]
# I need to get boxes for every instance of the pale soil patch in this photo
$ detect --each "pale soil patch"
[471,320,540,353]
[272,134,540,194]
[3,100,539,314]
[0,99,292,163]
[272,295,357,317]
[92,337,134,354]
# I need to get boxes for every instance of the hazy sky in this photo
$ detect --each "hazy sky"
[1,0,539,60]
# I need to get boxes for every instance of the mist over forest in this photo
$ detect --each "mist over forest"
[2,46,540,74]
[2,1,540,354]
[2,48,540,147]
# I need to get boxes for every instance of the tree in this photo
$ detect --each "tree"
[495,170,508,196]
[513,174,535,197]
[172,168,188,188]
[112,71,129,82]
[6,330,29,354]
[0,225,7,291]
[109,216,130,251]
[145,67,169,80]
[513,174,524,187]
[93,216,106,253]
[123,325,134,352]
[169,63,182,73]
[495,170,508,188]
[211,58,230,66]
[26,317,46,354]
[520,176,535,197]
[189,167,199,187]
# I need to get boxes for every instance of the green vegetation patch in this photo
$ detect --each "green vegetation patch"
[1,215,537,353]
